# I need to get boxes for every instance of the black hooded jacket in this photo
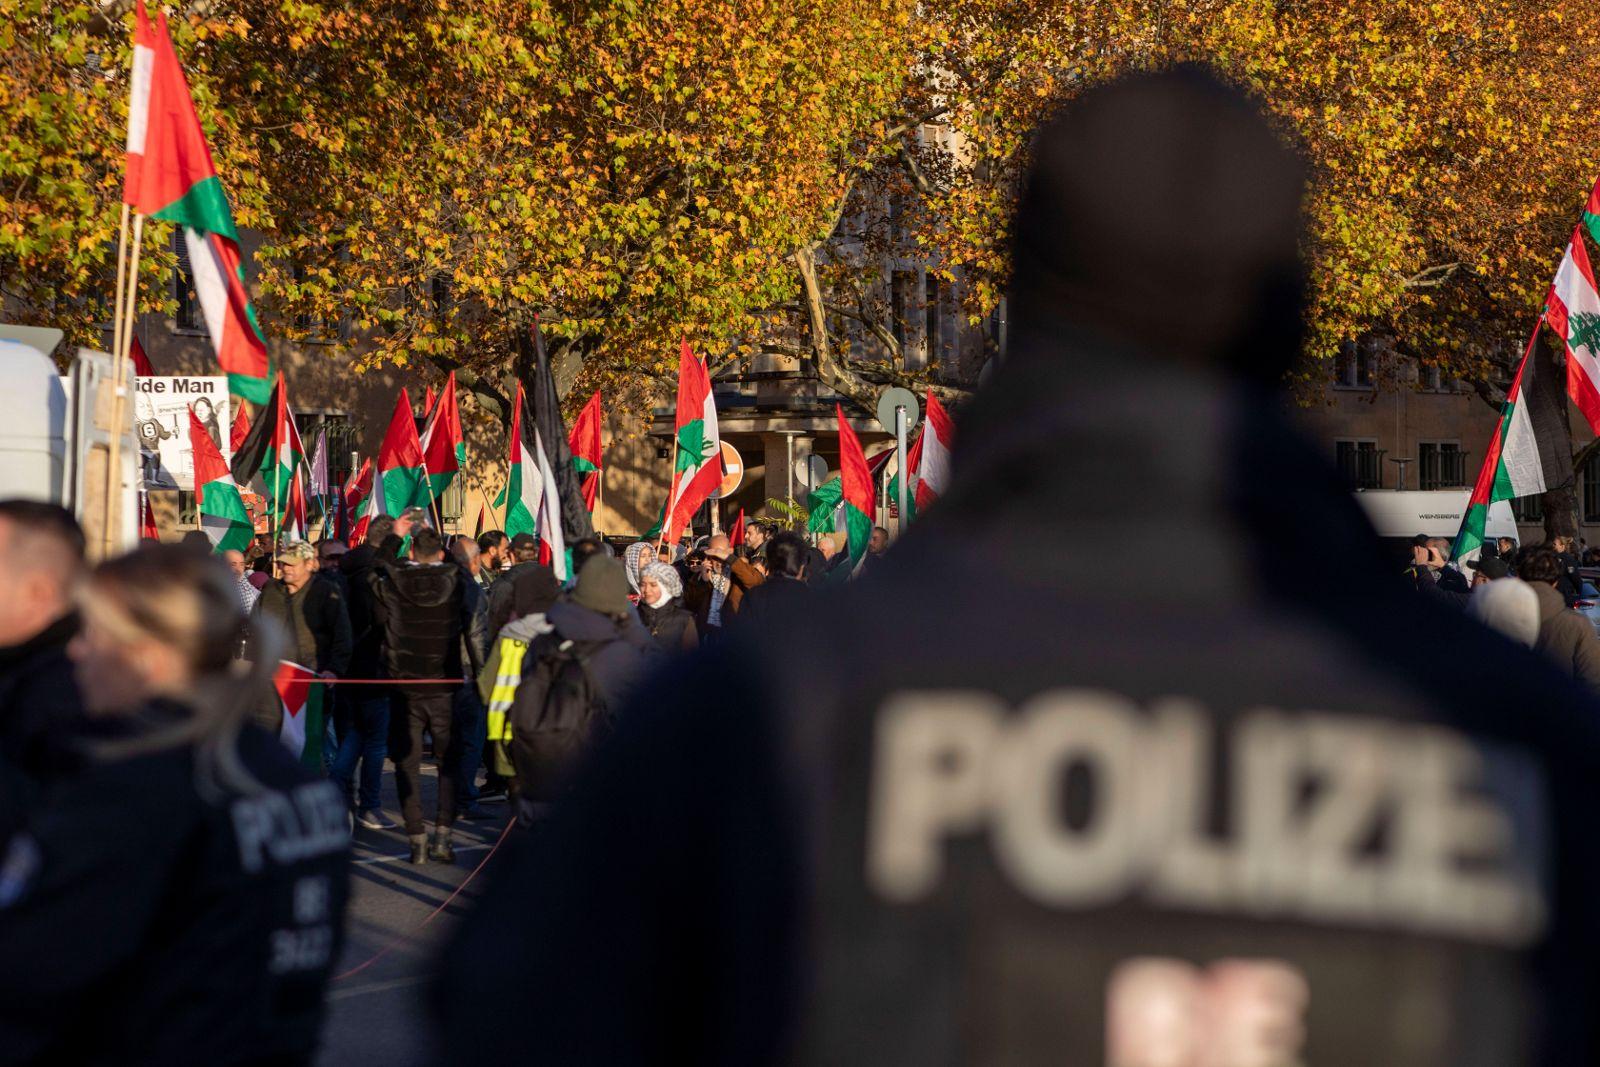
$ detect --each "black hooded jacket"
[435,68,1600,1067]
[372,558,484,685]
[0,613,84,842]
[0,701,350,1065]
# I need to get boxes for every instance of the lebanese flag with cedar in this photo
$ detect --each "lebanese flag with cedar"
[126,6,269,402]
[665,342,721,543]
[569,390,604,511]
[1544,227,1600,434]
[836,404,874,575]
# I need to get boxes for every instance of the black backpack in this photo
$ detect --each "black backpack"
[507,635,611,801]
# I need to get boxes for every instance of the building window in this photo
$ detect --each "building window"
[891,270,915,358]
[923,273,941,366]
[1418,364,1455,393]
[1418,441,1465,490]
[292,263,347,344]
[1335,439,1384,489]
[1512,494,1545,523]
[171,230,202,333]
[1333,345,1374,389]
[1585,454,1600,524]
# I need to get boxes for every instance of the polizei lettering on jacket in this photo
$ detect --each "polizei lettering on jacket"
[231,780,348,874]
[867,690,1546,947]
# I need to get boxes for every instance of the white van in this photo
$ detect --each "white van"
[1353,489,1518,565]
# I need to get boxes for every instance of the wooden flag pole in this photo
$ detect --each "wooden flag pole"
[104,211,145,557]
[110,203,131,371]
[656,433,680,554]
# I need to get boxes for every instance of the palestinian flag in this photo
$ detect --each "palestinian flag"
[1454,322,1572,560]
[806,476,843,536]
[130,333,155,377]
[420,372,465,499]
[274,661,327,771]
[1545,227,1600,434]
[664,341,722,543]
[140,496,159,540]
[505,384,569,580]
[126,7,269,402]
[190,406,251,553]
[474,503,487,538]
[915,389,954,510]
[375,388,426,518]
[229,401,250,453]
[228,373,303,521]
[528,323,595,543]
[282,469,309,542]
[836,404,874,575]
[570,390,604,511]
[344,458,375,544]
[729,508,746,547]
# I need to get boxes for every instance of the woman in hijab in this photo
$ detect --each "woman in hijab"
[636,562,699,653]
[622,541,655,602]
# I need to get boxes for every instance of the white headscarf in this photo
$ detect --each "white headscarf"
[640,562,682,608]
[624,541,654,594]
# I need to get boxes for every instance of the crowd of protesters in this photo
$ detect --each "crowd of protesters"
[13,64,1600,1067]
[1406,530,1600,688]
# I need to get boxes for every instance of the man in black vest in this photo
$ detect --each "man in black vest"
[437,67,1600,1066]
[373,523,483,864]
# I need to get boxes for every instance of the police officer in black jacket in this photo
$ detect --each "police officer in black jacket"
[437,68,1600,1066]
[0,500,86,843]
[0,544,348,1066]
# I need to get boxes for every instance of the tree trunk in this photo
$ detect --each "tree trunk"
[1543,483,1579,541]
[793,246,830,367]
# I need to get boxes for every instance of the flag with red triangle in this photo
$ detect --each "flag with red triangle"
[419,372,464,500]
[569,390,604,511]
[505,383,568,579]
[190,406,251,553]
[665,342,721,543]
[130,333,155,377]
[474,503,488,538]
[228,373,303,522]
[124,4,269,402]
[375,389,427,519]
[836,404,874,576]
[273,661,327,769]
[229,401,250,454]
[344,458,375,544]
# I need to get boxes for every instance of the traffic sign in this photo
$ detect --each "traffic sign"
[711,440,743,499]
[875,387,919,435]
[795,454,828,491]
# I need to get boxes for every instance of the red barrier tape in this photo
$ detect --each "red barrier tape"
[314,678,468,686]
[333,819,514,982]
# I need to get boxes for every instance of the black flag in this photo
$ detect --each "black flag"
[521,322,595,543]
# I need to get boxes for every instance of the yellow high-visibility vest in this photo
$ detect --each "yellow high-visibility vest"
[484,638,529,743]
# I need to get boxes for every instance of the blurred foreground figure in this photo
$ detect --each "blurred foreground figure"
[0,545,349,1066]
[436,66,1600,1065]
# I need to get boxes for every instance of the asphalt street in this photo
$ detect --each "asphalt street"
[316,760,512,1067]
